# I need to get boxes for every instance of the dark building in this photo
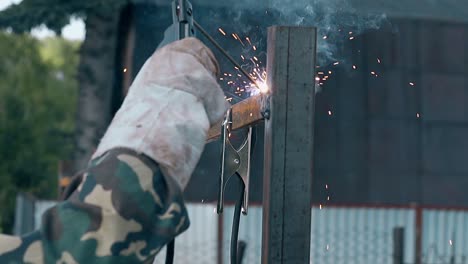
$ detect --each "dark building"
[116,0,468,207]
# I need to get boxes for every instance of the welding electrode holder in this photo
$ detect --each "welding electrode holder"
[217,108,253,215]
[157,0,195,49]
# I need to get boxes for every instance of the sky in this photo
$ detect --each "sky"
[0,0,86,40]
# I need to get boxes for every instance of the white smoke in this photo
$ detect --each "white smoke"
[267,0,387,66]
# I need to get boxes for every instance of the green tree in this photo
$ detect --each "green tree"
[0,32,79,233]
[0,0,129,172]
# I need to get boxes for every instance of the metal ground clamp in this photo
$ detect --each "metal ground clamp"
[217,108,253,215]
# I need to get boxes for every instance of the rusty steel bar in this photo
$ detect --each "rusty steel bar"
[206,95,266,142]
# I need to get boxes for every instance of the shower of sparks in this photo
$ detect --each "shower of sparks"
[218,32,269,99]
[218,28,226,36]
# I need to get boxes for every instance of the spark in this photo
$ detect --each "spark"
[371,71,376,75]
[377,58,381,64]
[253,56,259,61]
[246,37,252,46]
[450,240,453,246]
[327,196,330,201]
[218,28,226,36]
[123,68,127,73]
[349,36,355,40]
[253,45,257,51]
[319,204,323,210]
[234,33,245,46]
[315,77,321,81]
[326,244,330,251]
[219,78,224,80]
[353,65,357,70]
[241,55,245,61]
[409,82,415,86]
[318,72,324,75]
[333,62,340,66]
[323,35,328,40]
[416,113,420,118]
[329,71,332,74]
[325,184,328,189]
[349,31,353,35]
[328,110,332,116]
[231,33,238,40]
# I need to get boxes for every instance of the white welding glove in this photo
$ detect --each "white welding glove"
[93,38,229,190]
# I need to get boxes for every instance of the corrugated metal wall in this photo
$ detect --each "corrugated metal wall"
[222,206,415,264]
[422,210,468,264]
[29,201,468,264]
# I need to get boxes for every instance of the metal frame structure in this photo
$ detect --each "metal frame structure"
[208,26,316,264]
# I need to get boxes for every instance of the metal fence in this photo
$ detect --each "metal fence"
[21,199,468,264]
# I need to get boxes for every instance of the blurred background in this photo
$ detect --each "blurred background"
[2,0,468,263]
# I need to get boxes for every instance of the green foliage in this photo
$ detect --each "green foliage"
[0,0,127,33]
[0,32,79,233]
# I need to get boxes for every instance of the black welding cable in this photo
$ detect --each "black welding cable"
[231,174,245,264]
[165,239,175,264]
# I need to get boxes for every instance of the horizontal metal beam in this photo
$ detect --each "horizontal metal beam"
[207,95,265,142]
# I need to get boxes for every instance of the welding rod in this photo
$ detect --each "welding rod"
[193,20,261,90]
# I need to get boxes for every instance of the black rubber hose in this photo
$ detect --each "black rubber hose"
[231,175,245,264]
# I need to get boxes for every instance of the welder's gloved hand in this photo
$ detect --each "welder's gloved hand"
[93,37,229,190]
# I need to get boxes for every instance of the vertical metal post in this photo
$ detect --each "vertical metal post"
[393,227,405,264]
[261,26,316,264]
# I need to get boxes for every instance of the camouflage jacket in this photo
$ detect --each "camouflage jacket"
[0,148,190,263]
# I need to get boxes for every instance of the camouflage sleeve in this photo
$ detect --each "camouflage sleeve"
[0,148,190,264]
